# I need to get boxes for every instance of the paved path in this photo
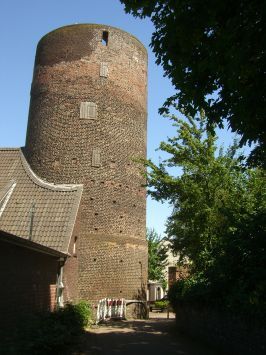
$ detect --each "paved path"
[74,313,220,355]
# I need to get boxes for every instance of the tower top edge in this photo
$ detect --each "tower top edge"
[39,23,147,54]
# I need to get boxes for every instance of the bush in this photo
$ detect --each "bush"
[168,274,266,327]
[8,301,92,354]
[58,300,93,331]
[168,278,204,310]
[154,300,169,310]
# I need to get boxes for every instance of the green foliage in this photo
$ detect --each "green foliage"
[68,300,93,328]
[147,228,168,283]
[7,301,92,354]
[120,0,266,167]
[154,300,169,310]
[168,274,216,307]
[144,109,266,321]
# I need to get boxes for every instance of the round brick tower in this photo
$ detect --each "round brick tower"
[25,24,147,306]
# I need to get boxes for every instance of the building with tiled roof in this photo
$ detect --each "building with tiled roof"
[0,148,82,253]
[0,148,82,321]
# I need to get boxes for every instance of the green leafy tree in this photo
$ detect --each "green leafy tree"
[144,109,266,315]
[147,228,168,284]
[120,0,266,166]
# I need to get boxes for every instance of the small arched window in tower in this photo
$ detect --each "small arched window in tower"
[80,102,97,120]
[101,31,109,46]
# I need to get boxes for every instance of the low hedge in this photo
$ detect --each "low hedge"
[4,301,92,354]
[154,300,170,310]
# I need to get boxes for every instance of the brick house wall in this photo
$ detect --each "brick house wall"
[24,24,148,303]
[0,237,59,329]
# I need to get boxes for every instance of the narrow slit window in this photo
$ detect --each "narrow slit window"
[92,148,101,167]
[101,31,108,46]
[100,62,108,77]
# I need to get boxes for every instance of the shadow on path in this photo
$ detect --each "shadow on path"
[73,317,221,355]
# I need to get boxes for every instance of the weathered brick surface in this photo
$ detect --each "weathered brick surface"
[0,238,58,329]
[25,24,148,304]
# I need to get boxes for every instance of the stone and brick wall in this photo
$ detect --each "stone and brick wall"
[0,238,58,329]
[24,24,148,303]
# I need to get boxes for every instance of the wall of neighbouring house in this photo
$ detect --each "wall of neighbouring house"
[147,282,165,302]
[0,238,59,330]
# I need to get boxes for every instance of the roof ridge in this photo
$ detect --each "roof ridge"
[0,148,20,151]
[19,149,83,192]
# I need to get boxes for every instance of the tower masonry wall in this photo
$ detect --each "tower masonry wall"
[25,24,148,303]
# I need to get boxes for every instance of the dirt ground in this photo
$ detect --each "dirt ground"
[73,312,220,355]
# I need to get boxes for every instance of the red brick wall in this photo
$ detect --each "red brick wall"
[0,239,59,327]
[168,266,188,288]
[25,24,148,303]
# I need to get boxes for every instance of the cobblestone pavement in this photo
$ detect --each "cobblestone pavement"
[74,312,220,355]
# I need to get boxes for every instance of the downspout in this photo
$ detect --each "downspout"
[56,257,66,308]
[28,202,35,240]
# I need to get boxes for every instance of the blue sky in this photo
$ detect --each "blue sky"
[0,0,236,236]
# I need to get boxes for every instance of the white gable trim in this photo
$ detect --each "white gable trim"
[0,182,16,218]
